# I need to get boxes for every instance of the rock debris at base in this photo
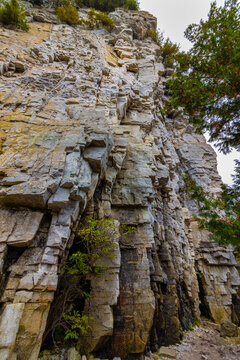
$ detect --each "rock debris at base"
[38,325,240,360]
[170,326,240,360]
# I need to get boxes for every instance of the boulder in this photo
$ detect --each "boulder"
[157,347,176,358]
[220,320,238,338]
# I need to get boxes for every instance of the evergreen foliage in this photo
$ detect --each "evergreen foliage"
[166,1,240,255]
[148,30,180,65]
[185,175,240,254]
[167,0,240,154]
[76,0,139,12]
[0,0,29,31]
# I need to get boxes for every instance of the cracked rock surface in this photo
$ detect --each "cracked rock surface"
[0,7,239,360]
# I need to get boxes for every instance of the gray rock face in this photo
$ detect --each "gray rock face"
[0,7,239,360]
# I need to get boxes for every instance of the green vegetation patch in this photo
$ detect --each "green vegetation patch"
[148,30,180,65]
[56,3,80,25]
[56,3,115,29]
[75,0,139,12]
[0,0,29,31]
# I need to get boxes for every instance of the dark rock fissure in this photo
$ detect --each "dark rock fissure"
[197,273,212,321]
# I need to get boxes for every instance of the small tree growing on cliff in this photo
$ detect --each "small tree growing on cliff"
[148,30,180,65]
[43,216,119,345]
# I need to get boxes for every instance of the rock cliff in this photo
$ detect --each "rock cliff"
[0,7,239,360]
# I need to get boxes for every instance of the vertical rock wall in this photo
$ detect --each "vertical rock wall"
[0,8,239,359]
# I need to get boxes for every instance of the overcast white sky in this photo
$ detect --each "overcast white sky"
[139,0,239,185]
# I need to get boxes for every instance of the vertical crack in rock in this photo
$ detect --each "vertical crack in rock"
[0,7,239,360]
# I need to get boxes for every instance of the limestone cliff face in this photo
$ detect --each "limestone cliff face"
[0,7,239,360]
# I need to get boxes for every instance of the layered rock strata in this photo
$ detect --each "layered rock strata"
[0,8,239,360]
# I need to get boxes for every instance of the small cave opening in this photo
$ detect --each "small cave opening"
[148,280,169,352]
[0,245,27,310]
[177,281,195,331]
[197,273,212,320]
[94,180,104,202]
[160,282,167,295]
[4,245,26,270]
[231,293,240,326]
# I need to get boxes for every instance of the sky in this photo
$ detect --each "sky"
[139,0,238,185]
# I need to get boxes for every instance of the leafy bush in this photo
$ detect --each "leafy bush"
[66,217,118,276]
[148,29,159,43]
[64,305,91,341]
[56,3,80,25]
[161,38,180,65]
[75,0,84,7]
[0,0,29,31]
[185,174,240,258]
[55,217,118,342]
[87,7,115,30]
[75,0,139,12]
[124,0,139,10]
[43,216,136,345]
[148,30,180,65]
[56,4,115,30]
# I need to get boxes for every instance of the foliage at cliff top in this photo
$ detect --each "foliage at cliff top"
[0,0,29,31]
[86,7,115,30]
[168,0,240,155]
[56,3,115,29]
[75,0,139,11]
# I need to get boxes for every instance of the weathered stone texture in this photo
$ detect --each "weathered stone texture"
[0,7,239,360]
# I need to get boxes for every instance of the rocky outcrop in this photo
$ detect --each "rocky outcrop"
[0,7,239,360]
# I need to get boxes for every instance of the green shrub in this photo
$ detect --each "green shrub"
[56,4,115,30]
[64,305,91,341]
[75,0,84,7]
[43,216,136,345]
[148,30,180,65]
[61,217,118,341]
[124,0,139,10]
[161,38,180,65]
[0,0,29,31]
[56,3,80,25]
[148,29,159,43]
[75,0,139,12]
[66,217,118,276]
[87,8,115,30]
[184,174,240,257]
